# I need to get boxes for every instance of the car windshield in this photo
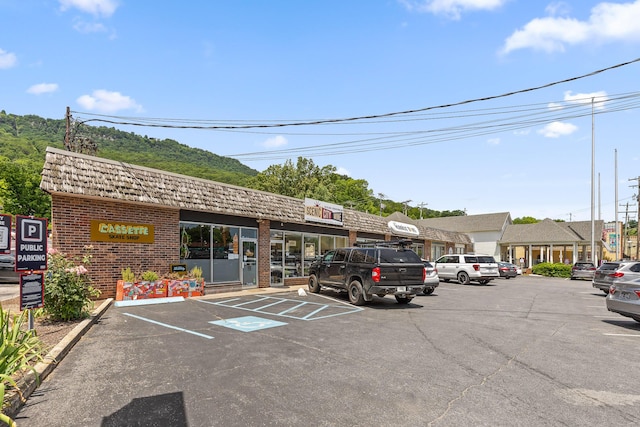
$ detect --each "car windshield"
[476,256,496,263]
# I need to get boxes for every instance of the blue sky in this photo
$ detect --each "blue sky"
[2,1,640,222]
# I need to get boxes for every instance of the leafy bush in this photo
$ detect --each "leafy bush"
[44,247,101,321]
[141,270,159,282]
[531,262,571,278]
[1,305,43,424]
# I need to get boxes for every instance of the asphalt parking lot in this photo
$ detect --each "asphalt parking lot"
[13,276,640,426]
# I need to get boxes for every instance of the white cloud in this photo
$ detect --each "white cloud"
[0,48,17,69]
[27,83,59,95]
[537,121,578,138]
[563,90,608,109]
[73,20,107,33]
[487,137,501,145]
[399,0,507,20]
[547,102,563,111]
[76,89,142,113]
[262,135,288,148]
[336,167,351,176]
[501,0,640,54]
[59,0,119,17]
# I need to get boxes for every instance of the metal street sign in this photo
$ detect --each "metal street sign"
[0,213,11,254]
[20,271,45,310]
[15,215,48,271]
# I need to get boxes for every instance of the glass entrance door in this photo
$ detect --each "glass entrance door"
[241,239,257,288]
[270,240,284,287]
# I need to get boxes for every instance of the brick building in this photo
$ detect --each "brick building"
[40,147,471,298]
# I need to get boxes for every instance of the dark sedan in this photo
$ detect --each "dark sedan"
[498,262,518,279]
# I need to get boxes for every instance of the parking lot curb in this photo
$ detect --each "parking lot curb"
[3,298,113,419]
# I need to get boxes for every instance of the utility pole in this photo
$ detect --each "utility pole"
[378,193,386,217]
[64,106,71,151]
[417,202,428,219]
[615,149,619,260]
[631,177,640,260]
[400,200,412,216]
[590,97,596,265]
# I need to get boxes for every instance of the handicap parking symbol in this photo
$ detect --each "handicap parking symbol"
[209,316,287,332]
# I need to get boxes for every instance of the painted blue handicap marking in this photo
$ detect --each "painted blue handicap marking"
[210,315,287,332]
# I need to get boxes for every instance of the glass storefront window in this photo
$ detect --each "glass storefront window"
[336,236,348,249]
[213,226,240,282]
[412,243,424,259]
[303,234,319,276]
[180,223,212,283]
[432,243,445,261]
[320,235,334,254]
[284,232,302,278]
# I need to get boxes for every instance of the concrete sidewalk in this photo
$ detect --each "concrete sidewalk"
[0,283,19,302]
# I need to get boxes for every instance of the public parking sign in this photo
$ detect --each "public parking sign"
[16,215,48,271]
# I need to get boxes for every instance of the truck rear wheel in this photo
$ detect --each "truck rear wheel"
[348,280,365,306]
[308,274,320,293]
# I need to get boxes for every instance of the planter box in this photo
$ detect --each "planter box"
[116,279,167,301]
[166,278,205,297]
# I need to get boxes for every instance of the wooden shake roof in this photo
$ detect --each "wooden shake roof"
[40,147,470,244]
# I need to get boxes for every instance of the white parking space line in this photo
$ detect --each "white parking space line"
[123,313,214,339]
[603,333,640,337]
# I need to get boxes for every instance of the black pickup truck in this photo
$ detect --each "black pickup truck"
[307,245,426,305]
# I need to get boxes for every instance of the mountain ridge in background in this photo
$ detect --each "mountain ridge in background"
[0,110,258,186]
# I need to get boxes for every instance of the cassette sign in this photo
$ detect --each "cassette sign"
[16,216,48,271]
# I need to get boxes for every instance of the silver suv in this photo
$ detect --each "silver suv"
[434,254,499,285]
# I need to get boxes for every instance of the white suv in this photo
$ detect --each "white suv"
[434,254,499,285]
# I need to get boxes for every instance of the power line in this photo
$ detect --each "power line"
[71,57,640,131]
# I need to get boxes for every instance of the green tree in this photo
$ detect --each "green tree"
[0,158,51,219]
[513,216,539,224]
[331,175,376,213]
[248,157,336,201]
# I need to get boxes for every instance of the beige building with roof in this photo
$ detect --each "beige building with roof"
[499,219,605,268]
[39,147,471,298]
[418,212,512,259]
[418,213,606,268]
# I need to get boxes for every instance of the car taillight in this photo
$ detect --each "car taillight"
[372,267,381,283]
[423,267,427,282]
[589,267,596,271]
[473,264,480,271]
[609,272,624,278]
[609,285,616,294]
[635,290,640,298]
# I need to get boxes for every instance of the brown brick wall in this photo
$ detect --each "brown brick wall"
[50,195,180,299]
[257,219,271,288]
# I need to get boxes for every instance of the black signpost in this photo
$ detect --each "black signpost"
[15,216,48,271]
[15,215,48,329]
[0,213,11,254]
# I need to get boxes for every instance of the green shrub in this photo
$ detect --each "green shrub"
[531,262,571,278]
[1,305,43,424]
[44,246,101,321]
[121,267,136,282]
[141,270,159,282]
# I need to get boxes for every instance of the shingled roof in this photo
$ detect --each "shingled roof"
[499,218,604,244]
[40,147,470,244]
[417,212,511,233]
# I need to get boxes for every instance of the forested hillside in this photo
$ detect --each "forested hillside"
[0,111,258,185]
